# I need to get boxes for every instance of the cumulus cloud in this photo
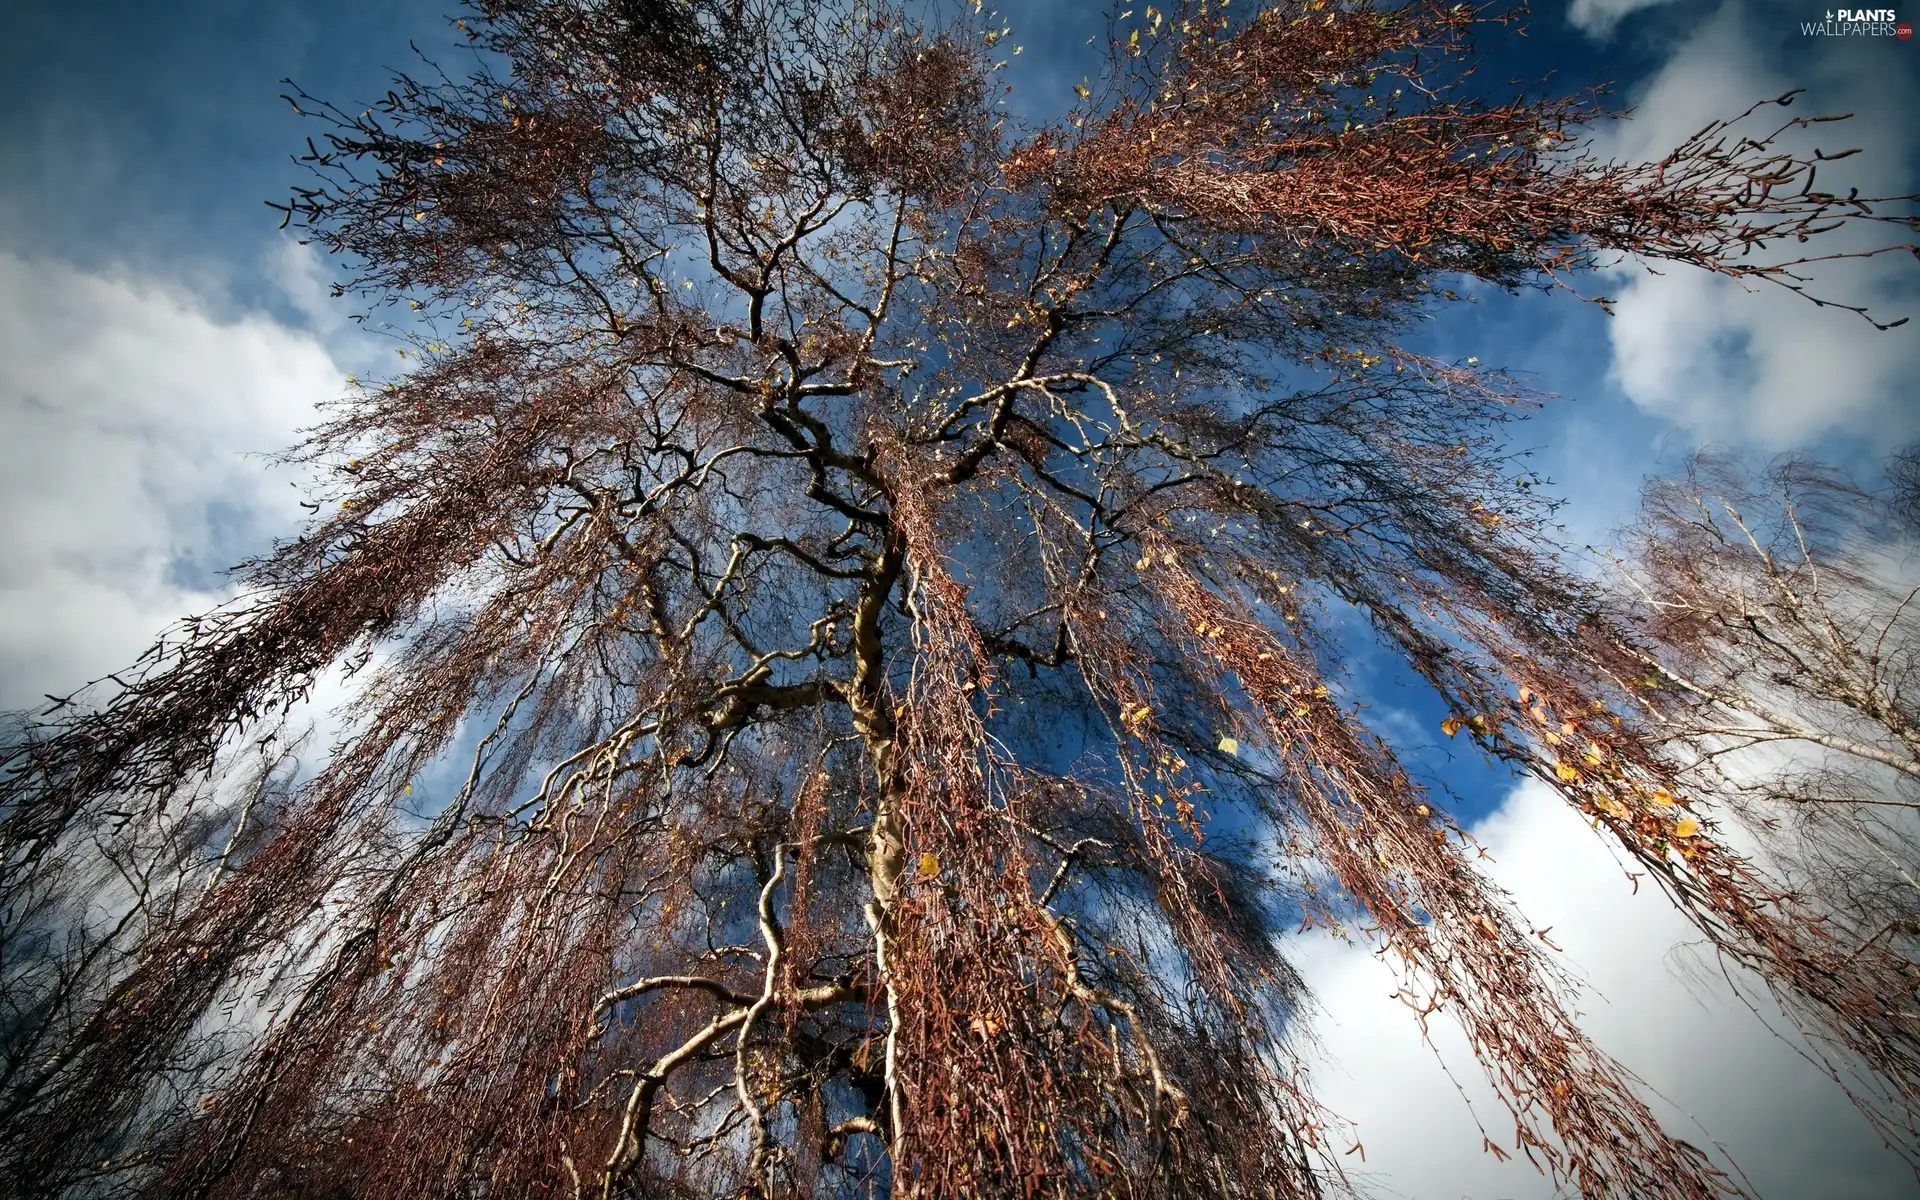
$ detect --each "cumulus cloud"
[1296,780,1910,1198]
[1584,3,1920,450]
[267,236,356,342]
[0,250,341,710]
[1568,0,1680,37]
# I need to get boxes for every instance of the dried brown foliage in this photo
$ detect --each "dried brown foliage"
[2,1,1916,1197]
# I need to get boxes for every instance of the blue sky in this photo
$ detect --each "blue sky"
[1,1,1916,1195]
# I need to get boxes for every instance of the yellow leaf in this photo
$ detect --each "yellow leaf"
[1440,716,1464,737]
[918,852,941,878]
[1554,763,1580,783]
[1217,736,1239,756]
[1074,83,1091,99]
[1671,818,1701,839]
[1650,789,1677,807]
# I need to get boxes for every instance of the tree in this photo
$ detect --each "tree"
[1606,451,1920,1141]
[1618,452,1920,813]
[1,1,1915,1196]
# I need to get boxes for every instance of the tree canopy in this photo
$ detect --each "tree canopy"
[2,1,1916,1196]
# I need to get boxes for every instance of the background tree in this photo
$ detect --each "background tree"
[1,1,1916,1196]
[1622,451,1920,799]
[1605,450,1920,1141]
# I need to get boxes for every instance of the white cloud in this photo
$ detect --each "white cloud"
[1568,0,1679,37]
[1583,3,1920,450]
[1297,780,1911,1199]
[0,250,341,710]
[267,237,355,342]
